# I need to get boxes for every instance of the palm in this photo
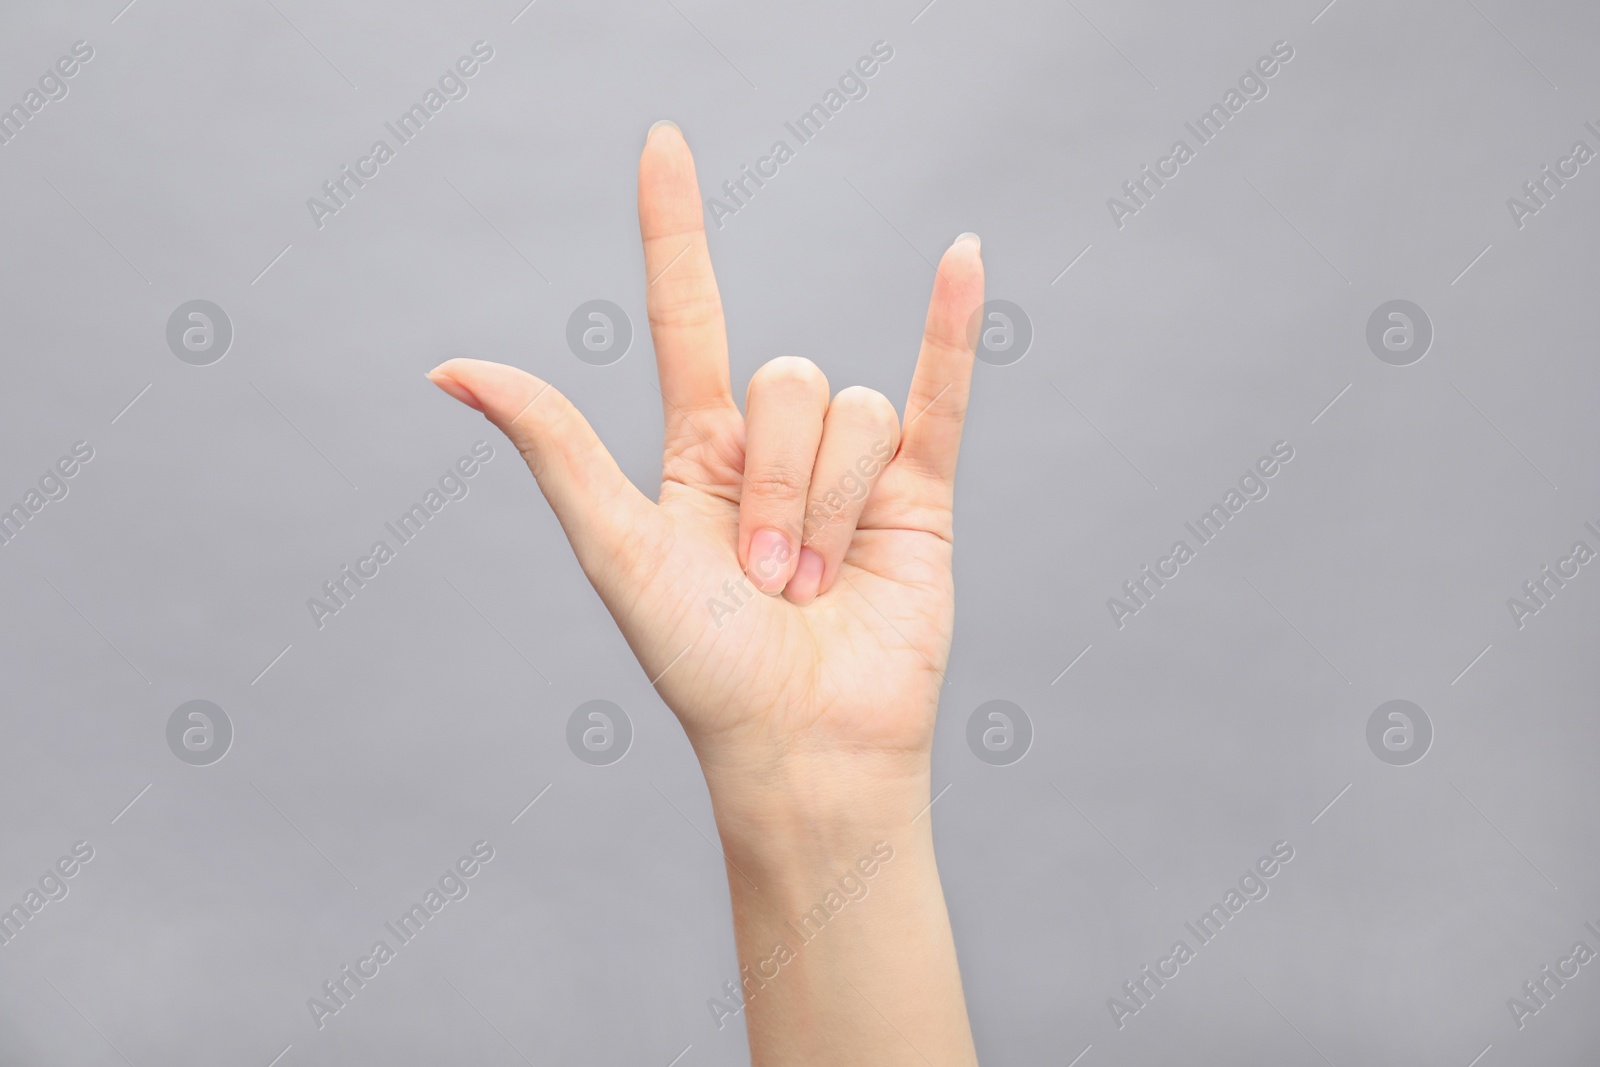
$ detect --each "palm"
[636,430,956,756]
[430,123,982,763]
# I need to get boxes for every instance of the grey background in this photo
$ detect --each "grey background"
[1,0,1597,1063]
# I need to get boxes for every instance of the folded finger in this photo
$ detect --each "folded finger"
[786,387,900,603]
[738,356,829,594]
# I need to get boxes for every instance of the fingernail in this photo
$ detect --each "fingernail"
[746,528,794,595]
[647,119,679,143]
[784,547,825,604]
[955,231,981,249]
[426,370,484,412]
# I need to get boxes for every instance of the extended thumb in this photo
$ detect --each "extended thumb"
[427,358,661,590]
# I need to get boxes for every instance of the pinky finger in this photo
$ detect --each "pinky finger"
[895,233,984,490]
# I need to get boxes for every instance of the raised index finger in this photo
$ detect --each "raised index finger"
[638,121,735,433]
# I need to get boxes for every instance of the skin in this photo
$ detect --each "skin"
[428,120,983,1066]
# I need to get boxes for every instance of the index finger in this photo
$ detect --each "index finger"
[638,121,735,432]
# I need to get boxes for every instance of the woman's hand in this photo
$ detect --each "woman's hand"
[428,122,983,797]
[429,121,983,1065]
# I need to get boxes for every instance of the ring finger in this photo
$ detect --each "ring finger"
[785,386,901,604]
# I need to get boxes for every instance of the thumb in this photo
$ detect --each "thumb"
[427,358,662,593]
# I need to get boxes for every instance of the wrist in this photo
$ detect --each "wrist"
[701,740,928,816]
[698,747,933,876]
[707,764,941,965]
[691,730,975,1067]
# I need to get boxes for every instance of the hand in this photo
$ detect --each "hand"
[430,120,984,1067]
[427,121,984,795]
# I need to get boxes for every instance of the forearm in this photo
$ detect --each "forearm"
[434,117,986,1067]
[703,758,978,1066]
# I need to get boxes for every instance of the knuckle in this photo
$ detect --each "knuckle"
[927,315,974,355]
[515,442,548,484]
[744,463,810,501]
[830,386,901,435]
[750,356,829,401]
[647,291,723,332]
[802,497,853,544]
